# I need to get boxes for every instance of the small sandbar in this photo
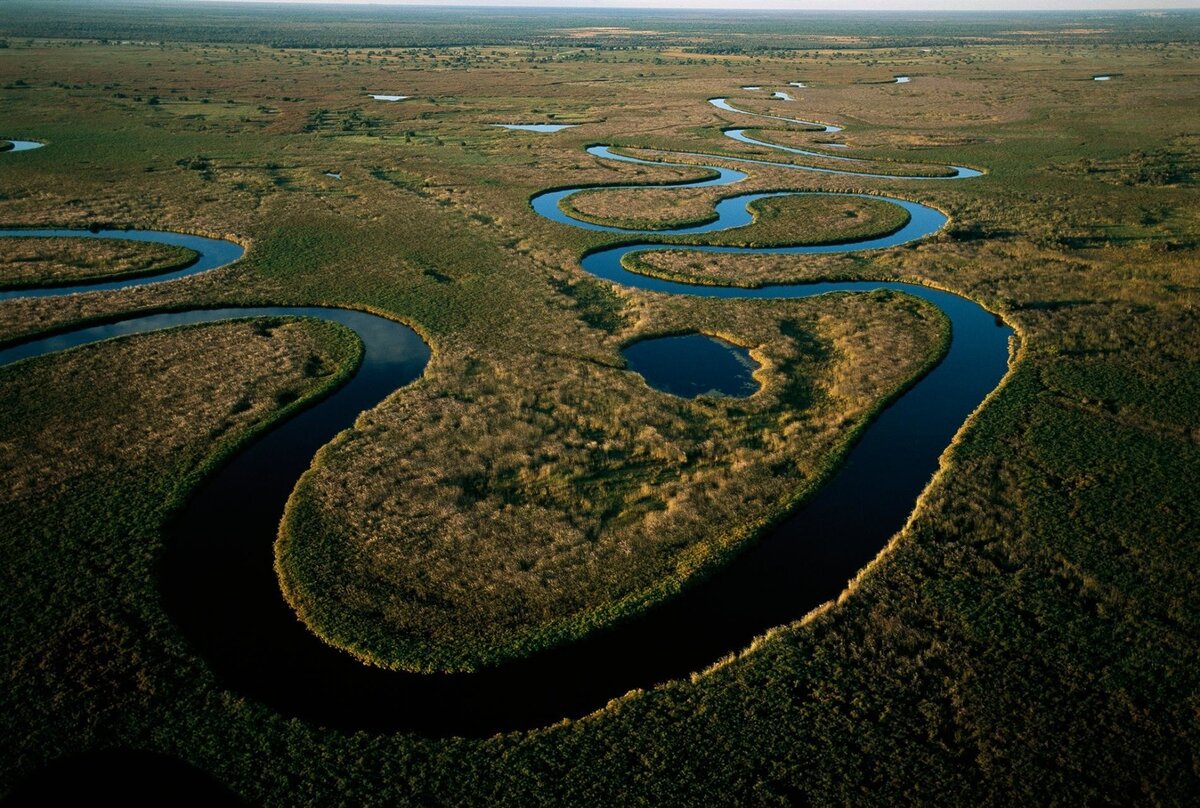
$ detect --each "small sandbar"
[491,123,578,132]
[622,333,759,399]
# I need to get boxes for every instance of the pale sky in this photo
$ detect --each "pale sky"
[203,0,1200,9]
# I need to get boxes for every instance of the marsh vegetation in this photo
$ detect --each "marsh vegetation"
[278,291,945,671]
[0,9,1197,806]
[562,186,909,239]
[0,236,198,289]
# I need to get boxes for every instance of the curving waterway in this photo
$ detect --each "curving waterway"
[708,96,983,178]
[1,97,1011,738]
[710,97,843,132]
[0,228,243,301]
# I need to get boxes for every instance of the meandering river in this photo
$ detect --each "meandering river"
[1,96,1011,737]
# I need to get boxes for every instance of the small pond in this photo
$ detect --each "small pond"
[491,123,578,132]
[622,334,759,399]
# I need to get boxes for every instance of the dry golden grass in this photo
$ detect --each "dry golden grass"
[564,186,722,229]
[625,248,867,287]
[0,318,360,504]
[562,186,909,240]
[278,290,946,670]
[0,237,197,289]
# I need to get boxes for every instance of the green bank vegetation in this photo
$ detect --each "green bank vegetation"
[0,236,198,289]
[0,14,1197,806]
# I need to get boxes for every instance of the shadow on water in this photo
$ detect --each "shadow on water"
[1,749,245,807]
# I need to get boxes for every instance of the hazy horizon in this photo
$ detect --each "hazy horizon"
[188,0,1200,11]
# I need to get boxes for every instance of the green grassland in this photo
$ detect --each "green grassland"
[0,9,1198,806]
[0,236,198,289]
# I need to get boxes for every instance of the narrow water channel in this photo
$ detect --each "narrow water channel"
[1,97,1010,737]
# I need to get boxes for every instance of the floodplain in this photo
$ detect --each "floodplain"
[0,4,1198,805]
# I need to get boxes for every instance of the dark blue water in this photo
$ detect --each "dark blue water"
[0,229,243,301]
[0,105,1010,738]
[531,146,749,234]
[532,147,943,238]
[623,334,759,398]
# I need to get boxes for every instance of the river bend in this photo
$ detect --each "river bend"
[0,97,1010,736]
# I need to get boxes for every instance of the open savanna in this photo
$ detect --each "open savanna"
[1,11,1198,806]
